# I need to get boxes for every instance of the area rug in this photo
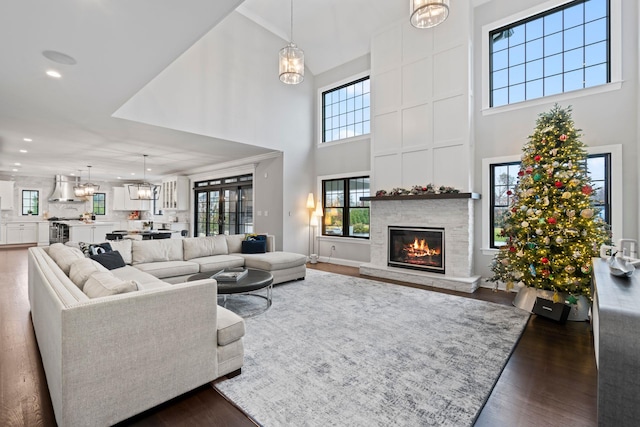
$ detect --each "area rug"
[214,269,530,427]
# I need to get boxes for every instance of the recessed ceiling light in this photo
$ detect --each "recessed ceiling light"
[23,138,32,142]
[117,177,122,180]
[131,173,136,176]
[19,149,27,153]
[42,50,77,65]
[46,70,62,78]
[12,169,18,172]
[14,162,21,166]
[146,168,152,171]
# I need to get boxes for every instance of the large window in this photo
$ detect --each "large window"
[22,190,39,215]
[490,153,611,248]
[322,177,370,238]
[92,193,106,215]
[490,0,609,107]
[322,77,370,143]
[194,174,253,236]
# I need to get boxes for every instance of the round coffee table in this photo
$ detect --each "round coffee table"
[188,268,274,317]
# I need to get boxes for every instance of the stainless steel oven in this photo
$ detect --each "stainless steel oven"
[49,222,70,244]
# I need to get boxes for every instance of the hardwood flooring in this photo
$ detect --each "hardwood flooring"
[0,248,596,426]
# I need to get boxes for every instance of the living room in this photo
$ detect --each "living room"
[1,0,638,426]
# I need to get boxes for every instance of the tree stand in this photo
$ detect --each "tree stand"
[513,286,590,322]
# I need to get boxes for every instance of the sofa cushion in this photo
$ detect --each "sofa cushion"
[134,261,200,279]
[192,255,245,273]
[240,251,308,271]
[110,265,169,290]
[225,234,245,254]
[90,250,126,270]
[132,239,184,264]
[109,239,132,265]
[83,272,138,298]
[183,235,229,260]
[217,306,246,346]
[68,258,108,290]
[241,240,266,254]
[48,243,85,275]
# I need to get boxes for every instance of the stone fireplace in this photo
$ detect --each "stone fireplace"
[360,193,481,293]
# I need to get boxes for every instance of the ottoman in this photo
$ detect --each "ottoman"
[238,251,307,284]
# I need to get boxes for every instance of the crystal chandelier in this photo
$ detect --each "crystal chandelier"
[279,0,304,84]
[410,0,450,29]
[74,165,99,197]
[128,155,158,200]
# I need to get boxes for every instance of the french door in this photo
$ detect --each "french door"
[194,175,253,236]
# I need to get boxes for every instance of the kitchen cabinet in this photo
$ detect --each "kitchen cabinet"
[161,176,190,211]
[0,224,6,244]
[0,181,15,210]
[6,222,37,244]
[37,222,49,246]
[113,187,151,211]
[69,224,113,243]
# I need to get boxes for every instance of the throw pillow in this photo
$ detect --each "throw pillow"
[48,243,85,275]
[68,258,109,290]
[79,241,113,257]
[90,250,126,270]
[241,240,267,254]
[83,272,138,298]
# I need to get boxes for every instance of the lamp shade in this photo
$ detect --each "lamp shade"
[306,193,315,209]
[315,201,323,217]
[279,43,304,84]
[410,0,450,29]
[128,154,157,200]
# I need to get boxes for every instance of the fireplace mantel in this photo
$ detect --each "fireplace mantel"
[361,192,480,202]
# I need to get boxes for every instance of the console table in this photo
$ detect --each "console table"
[591,258,640,426]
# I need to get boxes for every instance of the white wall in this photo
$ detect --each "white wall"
[113,12,315,254]
[472,0,639,281]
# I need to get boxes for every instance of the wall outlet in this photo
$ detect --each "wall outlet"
[331,245,336,251]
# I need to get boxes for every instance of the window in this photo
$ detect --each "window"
[490,0,609,107]
[22,190,39,215]
[92,193,106,215]
[194,174,253,236]
[322,77,370,143]
[489,153,611,248]
[322,177,369,238]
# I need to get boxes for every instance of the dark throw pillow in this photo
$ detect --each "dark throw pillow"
[90,242,113,256]
[90,250,126,270]
[241,240,267,254]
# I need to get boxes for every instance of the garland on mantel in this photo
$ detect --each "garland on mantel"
[375,184,460,197]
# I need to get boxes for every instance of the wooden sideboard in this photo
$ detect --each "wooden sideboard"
[591,258,640,426]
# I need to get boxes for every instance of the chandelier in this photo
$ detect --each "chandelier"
[279,0,304,84]
[128,154,158,200]
[74,165,99,198]
[410,0,450,29]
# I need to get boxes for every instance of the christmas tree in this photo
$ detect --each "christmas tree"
[489,105,608,300]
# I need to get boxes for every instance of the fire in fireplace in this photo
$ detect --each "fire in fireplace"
[388,226,445,274]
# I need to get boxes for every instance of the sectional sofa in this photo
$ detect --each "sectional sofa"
[27,234,306,426]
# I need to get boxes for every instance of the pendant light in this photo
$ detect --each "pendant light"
[128,154,158,200]
[74,166,99,197]
[410,0,450,29]
[279,0,304,84]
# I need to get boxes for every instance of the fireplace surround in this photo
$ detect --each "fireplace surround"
[388,226,445,274]
[360,193,481,293]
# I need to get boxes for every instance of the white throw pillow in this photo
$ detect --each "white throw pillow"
[109,239,133,264]
[48,243,85,275]
[83,272,138,298]
[68,258,108,291]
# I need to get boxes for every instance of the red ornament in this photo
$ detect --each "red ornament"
[541,257,549,264]
[582,185,593,195]
[547,217,557,224]
[509,246,516,253]
[506,190,513,196]
[518,170,525,177]
[534,155,542,162]
[559,134,568,141]
[554,181,563,188]
[511,208,517,213]
[541,269,550,278]
[525,166,534,174]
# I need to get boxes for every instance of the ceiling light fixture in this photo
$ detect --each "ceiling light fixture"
[23,138,32,142]
[279,0,304,84]
[42,50,77,65]
[74,166,100,197]
[128,154,158,200]
[410,0,450,29]
[19,149,27,153]
[46,70,62,78]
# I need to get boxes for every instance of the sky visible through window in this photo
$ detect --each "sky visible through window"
[490,0,609,107]
[322,77,370,142]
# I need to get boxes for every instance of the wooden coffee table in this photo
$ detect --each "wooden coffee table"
[188,268,273,316]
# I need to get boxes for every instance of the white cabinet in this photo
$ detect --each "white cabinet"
[69,224,113,243]
[113,187,151,211]
[0,181,15,210]
[37,222,49,246]
[161,176,190,211]
[0,224,6,244]
[6,222,37,244]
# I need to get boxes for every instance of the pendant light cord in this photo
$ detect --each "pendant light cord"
[290,0,294,44]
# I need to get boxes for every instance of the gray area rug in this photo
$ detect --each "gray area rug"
[214,269,530,426]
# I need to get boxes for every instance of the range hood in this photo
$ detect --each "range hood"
[48,175,87,203]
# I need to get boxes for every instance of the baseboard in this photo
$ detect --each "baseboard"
[316,256,363,268]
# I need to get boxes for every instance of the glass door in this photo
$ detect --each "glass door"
[194,174,253,236]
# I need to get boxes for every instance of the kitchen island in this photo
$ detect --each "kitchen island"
[54,221,118,243]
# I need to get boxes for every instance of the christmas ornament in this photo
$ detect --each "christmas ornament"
[536,228,543,235]
[506,190,513,196]
[581,264,591,274]
[582,185,593,195]
[516,250,524,258]
[535,155,542,162]
[501,258,510,266]
[533,173,542,181]
[559,134,568,141]
[566,294,578,305]
[518,170,525,177]
[555,236,564,244]
[565,265,576,274]
[547,217,557,224]
[521,221,529,228]
[567,210,576,217]
[525,166,533,174]
[562,191,572,199]
[554,181,563,188]
[541,257,549,264]
[527,208,534,216]
[509,246,516,253]
[541,269,550,278]
[543,197,549,206]
[527,242,536,249]
[529,264,536,276]
[581,209,594,218]
[544,236,551,245]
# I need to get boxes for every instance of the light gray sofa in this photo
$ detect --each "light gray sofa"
[28,243,246,427]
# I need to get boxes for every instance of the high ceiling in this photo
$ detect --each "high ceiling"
[0,0,482,182]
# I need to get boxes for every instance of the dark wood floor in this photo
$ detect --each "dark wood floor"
[0,247,596,426]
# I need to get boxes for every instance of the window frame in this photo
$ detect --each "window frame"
[92,192,106,215]
[21,189,39,215]
[481,0,622,114]
[482,144,622,254]
[317,71,371,146]
[321,176,370,240]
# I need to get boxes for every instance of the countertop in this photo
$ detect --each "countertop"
[52,221,118,227]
